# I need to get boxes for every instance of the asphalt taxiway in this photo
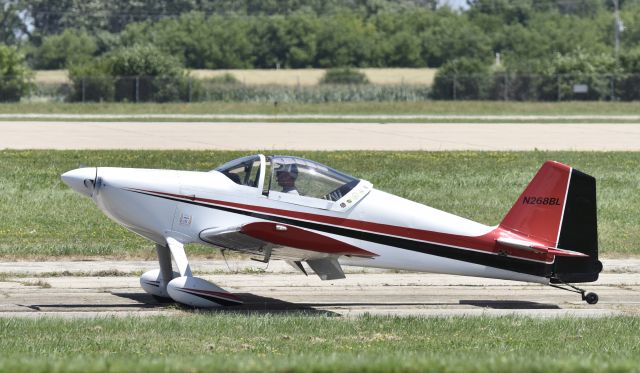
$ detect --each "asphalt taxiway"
[1,260,638,318]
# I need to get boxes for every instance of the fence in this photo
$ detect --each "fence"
[26,75,433,103]
[431,73,640,101]
[9,73,640,103]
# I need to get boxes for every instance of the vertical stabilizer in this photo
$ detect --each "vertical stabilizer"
[500,161,571,247]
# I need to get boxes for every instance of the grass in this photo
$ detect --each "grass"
[0,150,638,258]
[18,279,51,288]
[3,101,640,116]
[0,315,639,372]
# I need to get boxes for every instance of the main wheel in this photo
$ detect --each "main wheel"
[584,292,599,305]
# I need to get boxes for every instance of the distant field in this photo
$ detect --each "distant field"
[0,315,639,373]
[32,70,68,84]
[34,68,438,86]
[0,150,637,258]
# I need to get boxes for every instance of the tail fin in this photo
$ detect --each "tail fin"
[499,161,602,283]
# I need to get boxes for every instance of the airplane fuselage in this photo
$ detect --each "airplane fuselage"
[91,167,549,284]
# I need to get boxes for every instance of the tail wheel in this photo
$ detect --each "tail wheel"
[549,281,598,305]
[584,292,599,305]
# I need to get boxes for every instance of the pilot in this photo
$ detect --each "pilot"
[275,164,299,195]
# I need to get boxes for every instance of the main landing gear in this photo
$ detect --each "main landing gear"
[549,280,599,305]
[139,238,243,308]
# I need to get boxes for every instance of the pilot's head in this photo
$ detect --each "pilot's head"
[275,164,298,186]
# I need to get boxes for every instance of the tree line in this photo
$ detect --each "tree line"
[3,0,640,102]
[0,0,638,70]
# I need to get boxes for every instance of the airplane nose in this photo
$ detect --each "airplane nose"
[61,167,97,197]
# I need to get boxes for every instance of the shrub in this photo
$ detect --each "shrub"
[0,44,32,102]
[207,73,240,85]
[617,48,640,101]
[68,61,114,102]
[537,51,619,101]
[67,44,200,102]
[320,68,369,85]
[107,45,189,102]
[431,58,491,100]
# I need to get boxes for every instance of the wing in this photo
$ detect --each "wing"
[200,222,377,280]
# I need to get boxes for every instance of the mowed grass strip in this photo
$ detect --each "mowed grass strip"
[0,150,638,258]
[0,315,639,373]
[3,101,640,116]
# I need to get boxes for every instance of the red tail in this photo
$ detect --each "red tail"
[499,161,571,247]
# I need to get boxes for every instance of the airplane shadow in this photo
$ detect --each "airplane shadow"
[113,294,560,312]
[25,294,558,314]
[25,292,166,311]
[113,292,339,316]
[459,300,560,309]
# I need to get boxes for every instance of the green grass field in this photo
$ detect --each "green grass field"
[0,150,638,258]
[0,315,639,373]
[3,101,640,116]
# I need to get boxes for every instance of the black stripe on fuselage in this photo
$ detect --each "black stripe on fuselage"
[127,189,552,278]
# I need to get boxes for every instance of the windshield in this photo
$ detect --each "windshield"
[269,156,359,201]
[214,155,262,187]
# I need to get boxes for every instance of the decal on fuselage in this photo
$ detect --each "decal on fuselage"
[179,213,193,226]
[522,196,561,206]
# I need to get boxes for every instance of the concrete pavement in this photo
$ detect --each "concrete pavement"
[2,121,640,150]
[1,259,638,318]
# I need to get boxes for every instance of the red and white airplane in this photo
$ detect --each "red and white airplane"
[62,154,602,307]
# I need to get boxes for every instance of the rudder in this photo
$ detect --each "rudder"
[552,168,602,283]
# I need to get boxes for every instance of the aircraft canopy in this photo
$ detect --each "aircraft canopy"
[214,154,371,211]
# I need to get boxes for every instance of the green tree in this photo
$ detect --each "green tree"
[0,44,32,101]
[314,14,378,67]
[420,10,492,67]
[373,11,427,67]
[0,0,31,44]
[251,13,319,68]
[616,47,640,100]
[33,29,97,69]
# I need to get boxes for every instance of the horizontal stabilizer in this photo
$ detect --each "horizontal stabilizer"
[496,237,588,258]
[307,258,346,281]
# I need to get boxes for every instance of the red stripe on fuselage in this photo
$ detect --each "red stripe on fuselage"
[132,188,553,262]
